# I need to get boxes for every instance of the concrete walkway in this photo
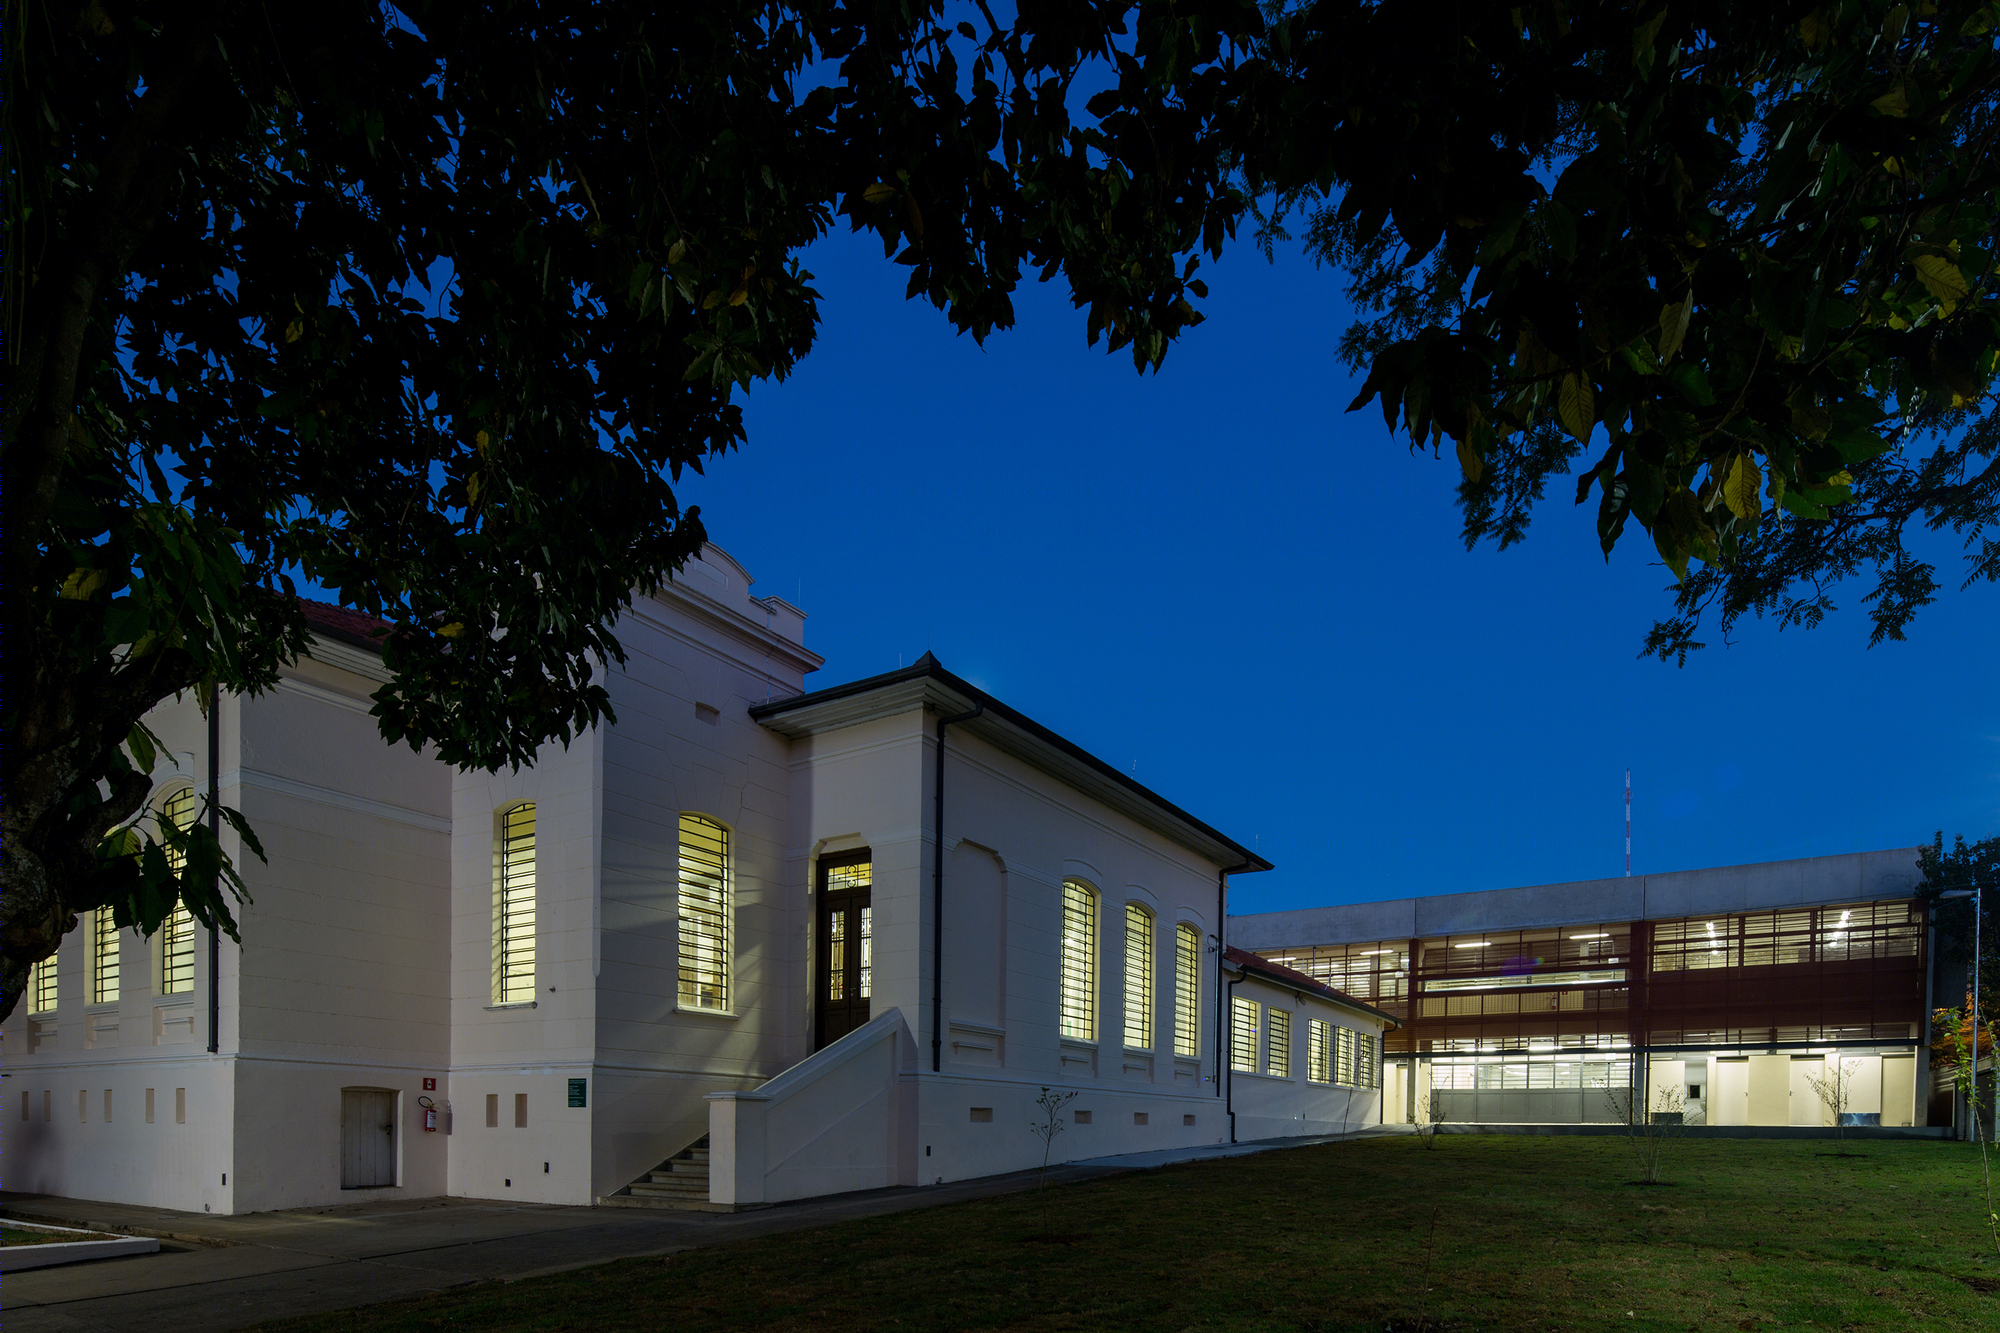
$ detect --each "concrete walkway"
[1,1128,1397,1332]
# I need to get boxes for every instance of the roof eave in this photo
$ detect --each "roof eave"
[751,657,1271,874]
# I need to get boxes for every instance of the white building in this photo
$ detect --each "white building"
[5,546,1391,1214]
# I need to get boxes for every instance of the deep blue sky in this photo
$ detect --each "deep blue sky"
[677,228,1999,916]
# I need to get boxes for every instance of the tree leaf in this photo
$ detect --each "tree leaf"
[126,723,158,776]
[1455,436,1483,483]
[1722,454,1761,521]
[862,182,898,204]
[1556,373,1595,442]
[1657,296,1692,364]
[1912,254,1969,302]
[1871,85,1910,117]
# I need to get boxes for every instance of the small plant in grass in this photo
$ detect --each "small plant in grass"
[1802,1056,1864,1148]
[1026,1086,1078,1235]
[1413,1088,1448,1150]
[1609,1078,1686,1185]
[1933,1003,1999,1254]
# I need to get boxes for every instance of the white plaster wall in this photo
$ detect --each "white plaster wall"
[223,666,454,1211]
[441,1068,595,1204]
[777,712,1250,1186]
[8,669,453,1216]
[586,579,818,1198]
[448,727,602,1203]
[4,1058,236,1213]
[230,1062,449,1211]
[1227,976,1385,1142]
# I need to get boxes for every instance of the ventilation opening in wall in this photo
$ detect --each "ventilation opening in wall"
[969,1107,993,1123]
[694,701,721,725]
[1183,1114,1196,1126]
[1074,1111,1092,1125]
[1133,1112,1149,1126]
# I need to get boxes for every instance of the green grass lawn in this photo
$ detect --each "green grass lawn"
[258,1135,2000,1332]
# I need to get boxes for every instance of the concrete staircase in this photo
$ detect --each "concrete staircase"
[600,1136,735,1212]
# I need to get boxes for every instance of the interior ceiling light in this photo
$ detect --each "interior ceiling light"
[1453,941,1491,949]
[1570,933,1609,940]
[1360,949,1391,956]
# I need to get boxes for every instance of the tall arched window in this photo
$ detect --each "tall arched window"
[157,787,199,995]
[29,954,57,1014]
[493,803,538,1004]
[91,907,120,1004]
[677,814,730,1011]
[1058,880,1097,1041]
[1173,923,1201,1058]
[1123,904,1154,1049]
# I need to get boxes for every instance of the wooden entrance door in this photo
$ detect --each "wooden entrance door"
[341,1088,397,1189]
[814,853,873,1050]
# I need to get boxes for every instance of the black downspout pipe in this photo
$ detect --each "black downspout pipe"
[1215,858,1254,1140]
[207,683,221,1055]
[930,704,984,1072]
[1226,970,1242,1143]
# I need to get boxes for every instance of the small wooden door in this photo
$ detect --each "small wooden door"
[341,1089,397,1189]
[814,853,873,1050]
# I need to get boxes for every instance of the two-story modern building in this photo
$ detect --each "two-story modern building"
[1229,851,1937,1132]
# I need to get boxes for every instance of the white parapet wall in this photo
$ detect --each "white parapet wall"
[707,1008,918,1207]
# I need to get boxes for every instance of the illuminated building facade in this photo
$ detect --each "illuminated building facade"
[1229,850,1936,1129]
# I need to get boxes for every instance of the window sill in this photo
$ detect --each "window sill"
[84,1001,120,1014]
[154,995,195,1006]
[949,1020,1006,1038]
[485,1001,538,1011]
[673,1003,737,1019]
[1232,1068,1297,1083]
[1059,1036,1098,1050]
[1122,1045,1155,1057]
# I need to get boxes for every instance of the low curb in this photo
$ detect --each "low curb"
[2,1220,160,1271]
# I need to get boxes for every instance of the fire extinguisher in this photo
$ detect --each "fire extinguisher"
[418,1095,438,1132]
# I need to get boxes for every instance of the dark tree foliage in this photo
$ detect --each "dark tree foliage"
[0,0,1264,1018]
[1916,831,2000,1013]
[1248,0,2000,658]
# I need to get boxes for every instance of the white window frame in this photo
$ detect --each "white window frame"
[1122,903,1154,1050]
[492,802,538,1005]
[677,813,732,1012]
[1173,923,1201,1058]
[1266,1006,1291,1078]
[155,786,199,996]
[1058,879,1098,1042]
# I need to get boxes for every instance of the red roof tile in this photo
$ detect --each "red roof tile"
[300,598,391,654]
[1224,945,1398,1027]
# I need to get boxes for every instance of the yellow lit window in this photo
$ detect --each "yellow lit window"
[1123,904,1153,1049]
[1058,880,1097,1041]
[677,814,730,1011]
[493,803,537,1004]
[92,909,120,1004]
[1230,996,1259,1072]
[1336,1025,1357,1085]
[158,787,199,994]
[30,954,57,1014]
[1308,1019,1331,1084]
[1267,1007,1291,1077]
[1174,924,1200,1058]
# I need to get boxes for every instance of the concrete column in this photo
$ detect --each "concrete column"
[705,1091,769,1206]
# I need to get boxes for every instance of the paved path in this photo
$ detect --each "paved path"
[1,1129,1398,1332]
